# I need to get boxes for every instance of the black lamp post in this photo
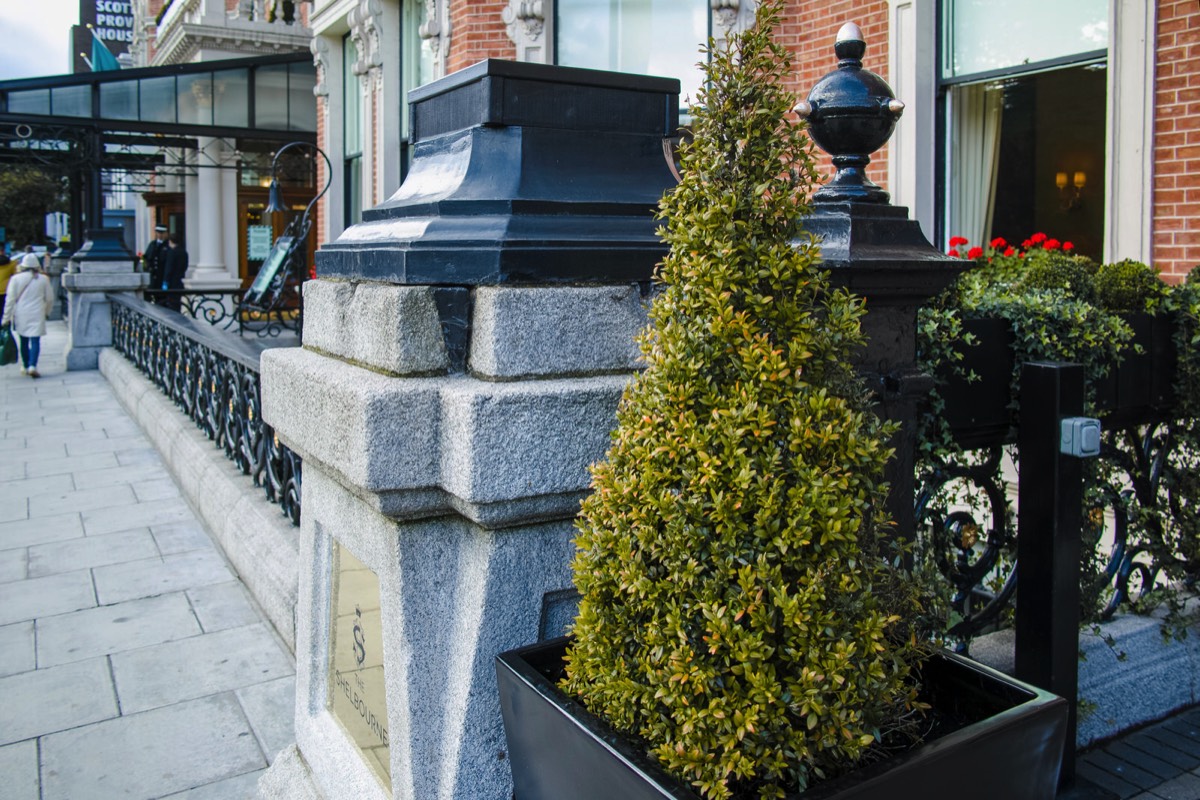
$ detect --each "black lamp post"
[264,140,333,243]
[239,141,332,322]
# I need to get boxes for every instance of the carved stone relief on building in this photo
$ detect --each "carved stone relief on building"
[503,0,547,63]
[419,0,450,79]
[311,35,331,98]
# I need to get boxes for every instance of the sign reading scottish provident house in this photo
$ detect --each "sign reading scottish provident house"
[328,541,392,791]
[73,0,134,73]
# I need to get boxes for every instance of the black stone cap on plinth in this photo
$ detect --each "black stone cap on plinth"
[70,228,135,266]
[316,59,681,285]
[805,203,964,304]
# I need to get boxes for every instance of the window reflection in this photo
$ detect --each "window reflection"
[6,89,50,115]
[213,69,249,128]
[945,0,1108,78]
[178,73,213,125]
[101,81,138,120]
[255,64,289,129]
[288,64,316,132]
[51,85,91,117]
[556,0,707,106]
[141,76,176,123]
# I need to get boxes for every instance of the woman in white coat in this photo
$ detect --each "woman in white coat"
[2,254,55,378]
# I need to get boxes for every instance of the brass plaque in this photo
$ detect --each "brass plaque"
[328,541,392,791]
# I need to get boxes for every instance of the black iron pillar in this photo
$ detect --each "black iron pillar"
[1016,362,1086,788]
[316,59,680,286]
[84,130,104,232]
[801,23,965,540]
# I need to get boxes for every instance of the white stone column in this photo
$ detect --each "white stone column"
[187,136,240,290]
[221,151,241,286]
[184,150,200,271]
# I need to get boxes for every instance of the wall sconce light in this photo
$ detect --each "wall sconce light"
[1057,170,1085,211]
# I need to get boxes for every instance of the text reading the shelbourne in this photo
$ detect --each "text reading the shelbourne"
[333,669,390,748]
[327,540,392,791]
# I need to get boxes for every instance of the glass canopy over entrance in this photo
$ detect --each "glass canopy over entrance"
[0,53,316,250]
[0,53,315,138]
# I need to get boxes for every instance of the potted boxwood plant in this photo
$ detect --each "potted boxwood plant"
[498,3,1067,798]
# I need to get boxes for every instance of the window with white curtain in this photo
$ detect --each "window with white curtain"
[941,0,1109,258]
[555,0,709,108]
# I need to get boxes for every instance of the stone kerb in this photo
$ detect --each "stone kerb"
[971,604,1200,748]
[258,59,676,800]
[63,229,148,371]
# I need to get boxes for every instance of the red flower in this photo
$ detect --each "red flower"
[1063,241,1075,252]
[1022,239,1033,249]
[1030,232,1048,244]
[967,246,984,260]
[1018,252,1026,259]
[949,236,969,248]
[1044,239,1061,250]
[990,237,1007,249]
[947,250,960,257]
[1003,247,1015,257]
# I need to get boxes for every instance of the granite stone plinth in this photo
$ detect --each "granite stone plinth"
[62,272,146,371]
[470,285,648,379]
[301,280,449,376]
[286,468,576,800]
[261,347,627,526]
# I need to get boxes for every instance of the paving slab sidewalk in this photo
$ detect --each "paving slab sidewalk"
[0,322,294,800]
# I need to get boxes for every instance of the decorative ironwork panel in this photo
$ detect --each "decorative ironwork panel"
[112,298,301,526]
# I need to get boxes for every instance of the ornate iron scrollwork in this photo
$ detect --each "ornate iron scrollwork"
[141,289,301,338]
[915,447,1017,649]
[111,299,301,526]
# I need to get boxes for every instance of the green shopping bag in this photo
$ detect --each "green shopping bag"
[0,324,16,367]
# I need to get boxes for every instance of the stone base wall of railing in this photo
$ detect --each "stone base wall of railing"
[100,346,299,653]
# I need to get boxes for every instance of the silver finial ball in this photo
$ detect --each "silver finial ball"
[836,22,863,43]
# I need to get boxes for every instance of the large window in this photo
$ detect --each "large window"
[399,0,435,182]
[344,34,363,228]
[941,0,1109,259]
[556,0,708,107]
[943,0,1108,79]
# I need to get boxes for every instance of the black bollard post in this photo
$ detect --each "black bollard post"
[1015,361,1099,789]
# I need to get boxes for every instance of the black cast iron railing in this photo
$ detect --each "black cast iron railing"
[916,313,1191,648]
[140,288,302,338]
[110,293,302,526]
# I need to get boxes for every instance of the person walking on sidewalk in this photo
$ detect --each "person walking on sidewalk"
[0,253,15,312]
[2,252,55,378]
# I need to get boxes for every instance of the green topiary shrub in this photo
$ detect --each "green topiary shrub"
[1016,250,1097,303]
[561,4,925,798]
[1093,259,1166,313]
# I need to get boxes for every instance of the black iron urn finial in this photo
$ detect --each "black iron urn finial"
[797,22,905,203]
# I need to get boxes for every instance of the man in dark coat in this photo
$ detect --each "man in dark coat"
[143,225,169,304]
[161,235,188,313]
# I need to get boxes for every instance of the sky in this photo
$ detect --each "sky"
[0,0,82,80]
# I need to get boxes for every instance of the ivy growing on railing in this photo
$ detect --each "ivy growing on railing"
[914,235,1200,643]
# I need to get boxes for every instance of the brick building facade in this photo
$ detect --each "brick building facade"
[1154,1,1200,280]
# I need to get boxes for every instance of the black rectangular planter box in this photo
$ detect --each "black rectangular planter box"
[497,637,1068,800]
[938,312,1180,448]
